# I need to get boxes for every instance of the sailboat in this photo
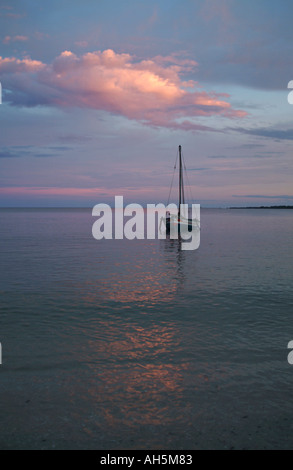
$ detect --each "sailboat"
[164,145,200,235]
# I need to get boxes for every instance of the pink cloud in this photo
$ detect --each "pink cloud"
[0,6,25,19]
[3,35,29,44]
[0,56,44,72]
[0,49,247,130]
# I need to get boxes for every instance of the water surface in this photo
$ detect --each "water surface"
[0,208,293,449]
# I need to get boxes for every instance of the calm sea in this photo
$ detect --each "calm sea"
[0,208,293,450]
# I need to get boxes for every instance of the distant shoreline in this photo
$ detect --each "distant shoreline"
[230,206,293,210]
[0,205,293,210]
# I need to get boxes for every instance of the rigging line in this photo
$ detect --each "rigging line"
[182,163,185,206]
[181,150,193,204]
[167,149,179,206]
[180,146,185,207]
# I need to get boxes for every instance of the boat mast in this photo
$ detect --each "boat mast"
[179,145,183,218]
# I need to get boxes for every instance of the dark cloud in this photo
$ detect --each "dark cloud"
[47,146,71,151]
[34,153,59,158]
[187,168,209,171]
[231,127,293,141]
[0,150,20,158]
[208,152,281,159]
[0,146,71,159]
[232,144,265,149]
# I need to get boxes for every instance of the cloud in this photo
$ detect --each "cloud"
[0,146,70,159]
[3,35,28,44]
[0,56,43,72]
[0,4,25,19]
[233,127,293,141]
[208,152,280,159]
[187,168,209,171]
[235,144,265,149]
[0,49,247,131]
[0,150,20,158]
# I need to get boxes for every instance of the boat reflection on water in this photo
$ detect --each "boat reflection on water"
[81,236,190,307]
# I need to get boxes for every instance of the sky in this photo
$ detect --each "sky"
[0,0,293,207]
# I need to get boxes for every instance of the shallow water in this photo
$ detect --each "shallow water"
[1,208,293,449]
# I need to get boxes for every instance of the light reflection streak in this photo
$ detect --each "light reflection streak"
[65,237,196,431]
[81,322,190,428]
[77,237,189,306]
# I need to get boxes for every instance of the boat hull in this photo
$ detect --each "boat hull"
[165,217,194,234]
